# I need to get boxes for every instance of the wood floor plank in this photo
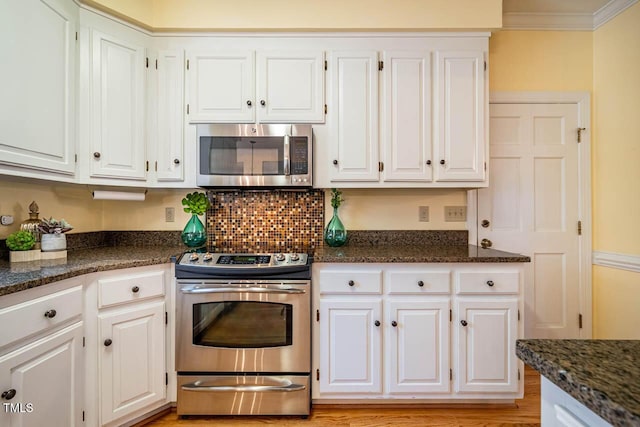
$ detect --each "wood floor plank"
[142,367,540,427]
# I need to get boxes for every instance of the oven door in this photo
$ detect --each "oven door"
[176,280,310,373]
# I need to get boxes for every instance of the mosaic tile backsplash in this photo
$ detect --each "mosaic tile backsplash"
[206,190,324,252]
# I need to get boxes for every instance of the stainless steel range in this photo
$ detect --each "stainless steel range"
[175,252,311,417]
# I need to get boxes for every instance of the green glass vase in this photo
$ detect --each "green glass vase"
[181,214,207,248]
[324,207,347,247]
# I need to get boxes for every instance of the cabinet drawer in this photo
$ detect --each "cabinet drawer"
[98,270,165,308]
[456,271,519,294]
[0,286,82,350]
[318,270,382,294]
[387,270,450,294]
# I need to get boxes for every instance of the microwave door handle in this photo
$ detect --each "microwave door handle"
[283,134,290,176]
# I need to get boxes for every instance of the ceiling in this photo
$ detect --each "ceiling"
[502,0,638,30]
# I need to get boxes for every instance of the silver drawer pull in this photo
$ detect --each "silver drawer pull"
[181,287,305,294]
[181,382,305,393]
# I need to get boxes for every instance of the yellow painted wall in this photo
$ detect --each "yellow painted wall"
[83,0,502,31]
[592,2,640,339]
[489,30,593,92]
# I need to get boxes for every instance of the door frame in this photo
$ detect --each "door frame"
[467,91,592,338]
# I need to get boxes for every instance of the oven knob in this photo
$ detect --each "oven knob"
[203,253,213,262]
[189,253,199,261]
[290,253,300,262]
[275,253,286,262]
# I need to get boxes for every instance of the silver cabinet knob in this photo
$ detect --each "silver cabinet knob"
[44,309,57,318]
[481,238,492,248]
[93,152,101,159]
[173,158,180,165]
[481,219,490,228]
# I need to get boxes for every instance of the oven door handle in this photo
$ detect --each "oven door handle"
[181,287,305,294]
[181,382,306,393]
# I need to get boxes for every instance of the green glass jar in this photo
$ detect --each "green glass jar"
[324,207,347,247]
[181,214,207,248]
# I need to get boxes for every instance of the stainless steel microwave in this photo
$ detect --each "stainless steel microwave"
[196,124,312,188]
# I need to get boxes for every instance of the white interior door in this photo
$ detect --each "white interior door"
[478,102,583,339]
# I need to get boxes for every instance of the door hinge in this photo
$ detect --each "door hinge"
[75,154,78,163]
[378,60,384,71]
[579,313,583,329]
[186,59,190,70]
[316,369,320,381]
[166,372,169,385]
[577,127,586,143]
[324,104,327,115]
[82,410,85,422]
[155,161,158,172]
[155,59,158,70]
[518,369,521,381]
[484,161,487,171]
[379,162,384,172]
[75,32,78,41]
[324,60,327,71]
[518,310,520,321]
[449,369,452,381]
[146,161,149,172]
[578,220,582,235]
[316,309,320,322]
[82,336,85,347]
[165,311,168,325]
[449,309,452,322]
[146,57,149,68]
[186,104,190,114]
[484,61,487,71]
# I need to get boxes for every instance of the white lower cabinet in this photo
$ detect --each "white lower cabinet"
[313,263,523,402]
[0,322,84,427]
[85,265,169,426]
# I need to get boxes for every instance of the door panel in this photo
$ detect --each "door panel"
[479,103,581,339]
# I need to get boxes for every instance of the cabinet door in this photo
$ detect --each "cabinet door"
[0,322,83,427]
[187,51,254,123]
[435,50,486,181]
[90,29,146,180]
[319,299,382,394]
[155,50,185,181]
[455,298,518,393]
[0,0,77,175]
[257,50,325,123]
[99,301,165,424]
[328,51,379,182]
[382,51,433,182]
[387,299,450,394]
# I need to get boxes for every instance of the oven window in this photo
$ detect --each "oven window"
[193,301,293,348]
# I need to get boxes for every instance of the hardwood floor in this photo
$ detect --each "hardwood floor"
[144,367,540,427]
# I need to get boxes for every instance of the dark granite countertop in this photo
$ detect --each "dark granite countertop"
[517,339,640,427]
[0,246,184,297]
[314,244,530,263]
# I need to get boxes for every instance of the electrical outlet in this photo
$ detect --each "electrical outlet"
[418,206,429,222]
[165,207,175,222]
[444,206,467,222]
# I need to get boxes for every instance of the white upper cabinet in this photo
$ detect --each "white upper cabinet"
[381,50,433,182]
[88,29,147,180]
[153,50,185,182]
[187,50,325,124]
[0,0,77,176]
[257,50,325,123]
[187,51,255,123]
[328,50,379,182]
[435,50,486,181]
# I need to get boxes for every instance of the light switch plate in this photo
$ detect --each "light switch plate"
[418,206,429,222]
[165,207,175,222]
[444,206,467,222]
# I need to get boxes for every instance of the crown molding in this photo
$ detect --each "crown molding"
[594,0,639,29]
[502,0,638,31]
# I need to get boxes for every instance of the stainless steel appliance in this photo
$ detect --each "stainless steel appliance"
[175,252,311,416]
[196,124,312,188]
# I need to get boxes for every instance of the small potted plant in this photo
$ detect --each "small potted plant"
[181,192,210,248]
[38,217,73,252]
[6,230,39,262]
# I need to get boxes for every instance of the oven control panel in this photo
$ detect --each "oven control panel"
[178,252,309,267]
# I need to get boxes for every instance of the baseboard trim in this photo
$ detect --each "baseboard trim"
[593,251,640,273]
